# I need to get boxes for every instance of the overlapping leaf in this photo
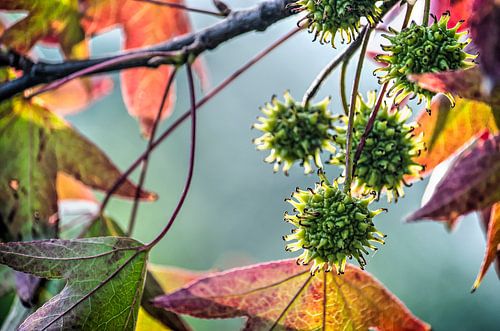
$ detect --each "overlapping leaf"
[472,203,500,291]
[0,237,147,330]
[409,68,499,106]
[412,96,499,178]
[154,259,430,331]
[408,133,500,222]
[82,0,199,135]
[0,71,155,242]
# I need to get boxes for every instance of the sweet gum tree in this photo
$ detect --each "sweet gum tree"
[0,0,498,330]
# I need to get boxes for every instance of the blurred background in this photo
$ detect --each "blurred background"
[33,0,500,330]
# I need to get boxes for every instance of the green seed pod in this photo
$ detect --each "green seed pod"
[289,0,382,46]
[284,171,385,274]
[253,92,337,174]
[330,92,425,201]
[375,13,476,110]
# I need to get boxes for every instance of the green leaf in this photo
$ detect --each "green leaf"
[0,237,148,330]
[0,70,156,242]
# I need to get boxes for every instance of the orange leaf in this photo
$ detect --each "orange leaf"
[82,0,205,136]
[153,259,430,331]
[56,172,96,203]
[33,76,113,116]
[473,203,500,292]
[412,96,499,178]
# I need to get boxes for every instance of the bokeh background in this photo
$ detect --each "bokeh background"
[34,1,500,330]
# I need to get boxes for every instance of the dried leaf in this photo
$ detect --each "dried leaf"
[408,134,500,223]
[154,259,430,331]
[0,237,148,330]
[412,96,499,177]
[472,203,500,291]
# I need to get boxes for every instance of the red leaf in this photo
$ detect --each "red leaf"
[431,0,474,30]
[473,203,500,291]
[408,133,500,223]
[153,259,430,331]
[411,96,499,178]
[82,0,205,136]
[470,0,500,90]
[409,68,498,106]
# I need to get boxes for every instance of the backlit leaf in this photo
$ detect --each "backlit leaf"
[409,68,499,106]
[412,96,499,177]
[0,237,148,330]
[472,203,500,291]
[154,259,430,331]
[0,69,156,242]
[0,0,84,57]
[408,134,500,223]
[82,0,201,136]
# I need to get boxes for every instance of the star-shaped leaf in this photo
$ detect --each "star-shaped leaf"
[0,71,155,242]
[0,237,148,330]
[153,259,430,331]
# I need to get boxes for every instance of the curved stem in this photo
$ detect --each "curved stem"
[340,60,349,116]
[402,2,414,30]
[301,27,366,107]
[135,0,227,17]
[127,68,178,237]
[344,28,372,194]
[145,65,197,249]
[98,27,300,213]
[423,0,431,26]
[352,82,388,175]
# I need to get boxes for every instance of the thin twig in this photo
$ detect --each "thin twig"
[423,0,431,26]
[98,27,300,213]
[340,60,349,115]
[135,0,227,17]
[402,2,415,29]
[0,0,296,101]
[28,51,178,98]
[344,28,372,193]
[145,64,197,249]
[352,82,388,175]
[302,26,367,107]
[126,68,178,237]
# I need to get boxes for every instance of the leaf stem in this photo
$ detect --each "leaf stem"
[352,82,388,175]
[402,2,414,30]
[134,0,228,17]
[144,65,197,249]
[344,28,372,194]
[98,27,300,213]
[340,61,349,115]
[423,0,431,26]
[126,68,178,237]
[301,28,366,107]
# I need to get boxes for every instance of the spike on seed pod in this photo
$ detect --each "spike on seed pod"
[293,0,382,47]
[283,171,385,274]
[253,92,337,174]
[329,92,425,202]
[375,14,476,108]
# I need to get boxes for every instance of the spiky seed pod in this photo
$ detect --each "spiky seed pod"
[375,13,476,110]
[330,92,424,202]
[288,0,382,46]
[253,92,337,175]
[284,171,385,274]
